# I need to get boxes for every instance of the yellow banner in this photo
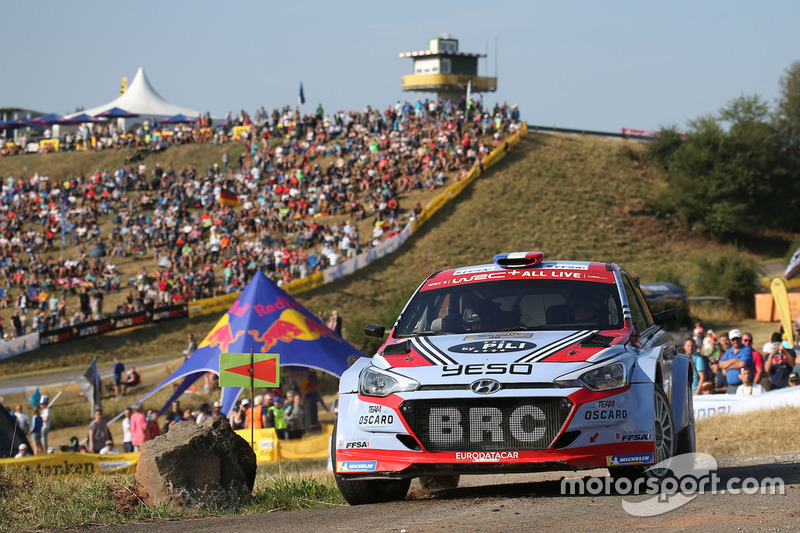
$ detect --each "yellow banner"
[0,452,138,476]
[188,291,242,318]
[234,424,332,462]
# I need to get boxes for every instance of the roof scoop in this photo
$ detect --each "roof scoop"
[493,251,544,268]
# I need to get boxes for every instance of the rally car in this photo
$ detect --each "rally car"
[332,252,695,505]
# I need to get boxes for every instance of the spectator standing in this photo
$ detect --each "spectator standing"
[195,402,212,424]
[245,395,264,430]
[229,398,248,430]
[764,332,796,390]
[88,409,111,453]
[742,332,765,388]
[735,367,764,396]
[121,408,133,452]
[112,357,125,398]
[284,394,305,438]
[719,329,753,394]
[29,407,43,455]
[327,310,342,336]
[130,405,148,451]
[39,396,51,451]
[684,338,707,395]
[146,409,161,440]
[163,401,183,432]
[12,404,29,434]
[266,396,288,439]
[183,333,197,359]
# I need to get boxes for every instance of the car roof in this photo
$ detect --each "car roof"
[421,260,619,292]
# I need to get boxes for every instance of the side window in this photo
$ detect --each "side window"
[622,276,651,333]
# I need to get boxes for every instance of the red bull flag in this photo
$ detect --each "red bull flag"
[127,270,366,416]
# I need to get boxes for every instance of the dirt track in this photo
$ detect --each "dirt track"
[74,451,800,533]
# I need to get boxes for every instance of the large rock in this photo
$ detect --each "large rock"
[136,416,257,510]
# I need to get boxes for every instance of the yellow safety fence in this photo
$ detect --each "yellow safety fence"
[0,424,333,476]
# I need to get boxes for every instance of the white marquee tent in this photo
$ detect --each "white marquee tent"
[67,67,201,119]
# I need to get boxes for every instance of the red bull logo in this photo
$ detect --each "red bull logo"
[198,313,244,353]
[249,309,340,352]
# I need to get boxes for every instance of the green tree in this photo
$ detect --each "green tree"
[664,95,794,235]
[645,125,684,170]
[773,60,800,151]
[694,252,760,316]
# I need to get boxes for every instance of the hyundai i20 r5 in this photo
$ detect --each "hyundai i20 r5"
[332,252,695,505]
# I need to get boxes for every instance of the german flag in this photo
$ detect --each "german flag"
[219,189,240,207]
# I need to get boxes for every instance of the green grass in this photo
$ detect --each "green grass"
[0,463,342,532]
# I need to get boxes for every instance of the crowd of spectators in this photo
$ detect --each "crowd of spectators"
[0,98,522,340]
[686,322,800,395]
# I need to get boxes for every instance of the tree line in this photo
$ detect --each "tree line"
[647,60,800,238]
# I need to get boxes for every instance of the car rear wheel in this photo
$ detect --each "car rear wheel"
[331,420,411,505]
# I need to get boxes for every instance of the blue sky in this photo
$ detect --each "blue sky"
[2,1,798,132]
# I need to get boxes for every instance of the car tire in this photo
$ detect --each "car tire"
[418,475,460,491]
[331,420,411,505]
[611,386,676,485]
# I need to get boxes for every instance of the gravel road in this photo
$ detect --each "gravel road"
[72,451,800,533]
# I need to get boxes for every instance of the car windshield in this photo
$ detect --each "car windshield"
[394,279,623,336]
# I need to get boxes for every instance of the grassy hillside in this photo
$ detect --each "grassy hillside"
[0,132,793,378]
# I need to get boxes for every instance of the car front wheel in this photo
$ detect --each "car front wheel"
[331,420,411,505]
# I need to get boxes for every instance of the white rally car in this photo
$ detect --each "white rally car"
[332,252,695,505]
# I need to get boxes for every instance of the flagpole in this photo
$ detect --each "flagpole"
[250,348,254,450]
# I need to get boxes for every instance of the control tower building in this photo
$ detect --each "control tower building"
[399,34,497,103]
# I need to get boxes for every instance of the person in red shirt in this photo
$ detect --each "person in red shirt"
[742,332,766,389]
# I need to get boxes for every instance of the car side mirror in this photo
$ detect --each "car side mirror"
[364,325,385,339]
[653,308,677,325]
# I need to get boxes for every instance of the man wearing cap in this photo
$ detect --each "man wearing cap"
[719,329,753,394]
[246,395,264,430]
[14,443,29,459]
[267,397,288,439]
[211,401,222,418]
[99,439,120,455]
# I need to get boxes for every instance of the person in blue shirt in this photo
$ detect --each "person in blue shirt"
[112,357,125,398]
[684,338,708,395]
[719,329,753,394]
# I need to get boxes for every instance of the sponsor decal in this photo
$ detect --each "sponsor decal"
[464,333,532,340]
[344,440,370,449]
[584,409,628,421]
[615,432,652,442]
[441,363,533,377]
[358,414,395,425]
[429,405,547,444]
[448,340,536,354]
[455,451,520,462]
[606,453,654,466]
[337,460,377,472]
[453,266,499,275]
[597,400,615,407]
[549,265,589,270]
[98,461,133,471]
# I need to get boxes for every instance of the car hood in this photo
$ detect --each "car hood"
[373,329,628,380]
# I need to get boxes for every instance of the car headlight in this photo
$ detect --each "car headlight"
[578,363,628,391]
[359,366,420,397]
